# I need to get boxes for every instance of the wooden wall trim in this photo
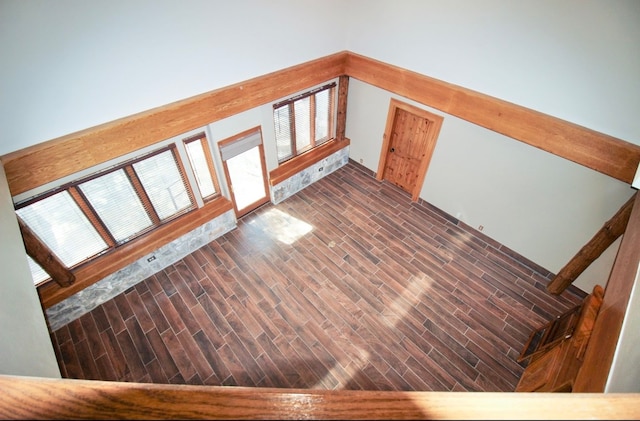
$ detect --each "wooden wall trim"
[3,50,639,198]
[0,52,348,197]
[37,197,233,309]
[1,375,639,420]
[573,191,640,392]
[343,52,640,184]
[336,75,349,140]
[376,98,444,202]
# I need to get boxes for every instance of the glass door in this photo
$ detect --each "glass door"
[218,127,270,218]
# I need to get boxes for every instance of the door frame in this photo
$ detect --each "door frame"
[376,98,443,201]
[218,126,271,218]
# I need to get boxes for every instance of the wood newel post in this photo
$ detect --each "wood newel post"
[547,191,636,295]
[17,216,75,287]
[336,75,349,141]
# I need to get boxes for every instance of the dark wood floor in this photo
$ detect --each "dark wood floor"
[49,160,585,392]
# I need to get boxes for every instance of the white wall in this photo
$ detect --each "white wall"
[344,0,640,144]
[0,164,60,377]
[346,79,633,293]
[606,266,640,392]
[0,0,348,155]
[343,0,640,392]
[0,0,347,379]
[343,0,640,293]
[1,0,639,390]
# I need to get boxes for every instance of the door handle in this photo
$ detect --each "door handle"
[390,147,395,153]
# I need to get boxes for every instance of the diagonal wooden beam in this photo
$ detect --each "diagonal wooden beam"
[17,216,75,287]
[547,191,636,295]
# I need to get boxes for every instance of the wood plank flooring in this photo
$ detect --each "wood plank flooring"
[49,160,585,392]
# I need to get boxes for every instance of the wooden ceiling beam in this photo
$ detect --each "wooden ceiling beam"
[2,50,639,198]
[343,52,640,184]
[0,52,348,197]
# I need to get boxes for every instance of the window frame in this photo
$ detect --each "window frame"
[182,132,221,203]
[15,134,220,286]
[272,82,337,164]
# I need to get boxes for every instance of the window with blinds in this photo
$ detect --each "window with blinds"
[16,190,109,267]
[79,169,155,243]
[15,137,219,286]
[183,134,220,201]
[273,82,336,163]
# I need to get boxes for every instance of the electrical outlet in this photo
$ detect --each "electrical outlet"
[318,166,323,172]
[478,225,484,232]
[147,255,156,262]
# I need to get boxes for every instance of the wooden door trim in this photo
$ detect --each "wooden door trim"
[218,126,270,218]
[376,98,443,201]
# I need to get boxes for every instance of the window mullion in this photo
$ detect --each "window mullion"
[186,138,216,203]
[125,166,161,225]
[310,94,317,148]
[288,103,297,158]
[170,145,197,206]
[328,86,336,139]
[182,135,221,203]
[199,139,219,199]
[68,186,117,248]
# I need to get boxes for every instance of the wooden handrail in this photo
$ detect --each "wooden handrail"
[573,189,640,391]
[1,375,639,420]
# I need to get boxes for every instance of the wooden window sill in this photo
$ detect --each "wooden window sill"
[269,138,350,186]
[38,197,234,309]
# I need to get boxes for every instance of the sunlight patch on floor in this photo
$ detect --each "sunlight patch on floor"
[390,273,433,317]
[315,273,434,390]
[249,208,313,245]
